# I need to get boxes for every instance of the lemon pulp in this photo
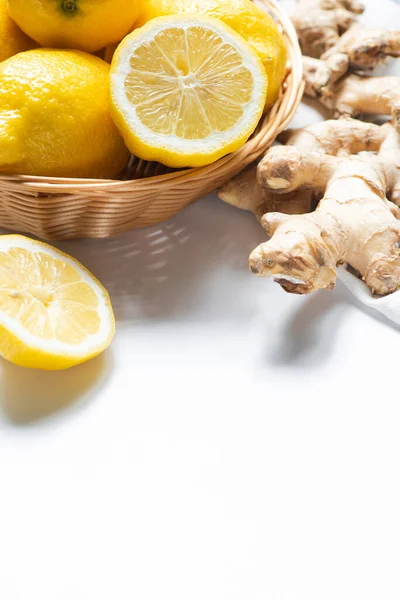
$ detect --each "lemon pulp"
[110,15,267,168]
[134,0,288,106]
[0,248,100,344]
[0,236,115,369]
[125,25,254,139]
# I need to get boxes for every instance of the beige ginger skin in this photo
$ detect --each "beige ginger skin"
[248,119,400,295]
[302,25,400,126]
[291,0,365,58]
[218,163,315,218]
[321,24,400,68]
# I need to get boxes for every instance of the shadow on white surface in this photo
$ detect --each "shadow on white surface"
[267,291,346,367]
[56,195,266,324]
[0,350,113,425]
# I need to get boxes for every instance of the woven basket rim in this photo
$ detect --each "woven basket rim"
[0,0,304,193]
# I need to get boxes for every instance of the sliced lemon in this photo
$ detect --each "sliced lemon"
[0,236,115,370]
[110,14,268,168]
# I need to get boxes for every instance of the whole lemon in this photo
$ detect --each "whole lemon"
[0,0,36,62]
[0,49,129,178]
[135,0,287,106]
[8,0,141,53]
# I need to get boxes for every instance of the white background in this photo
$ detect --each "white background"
[1,1,400,599]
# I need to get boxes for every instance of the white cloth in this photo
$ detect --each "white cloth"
[338,267,400,326]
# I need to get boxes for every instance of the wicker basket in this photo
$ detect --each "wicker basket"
[0,0,304,240]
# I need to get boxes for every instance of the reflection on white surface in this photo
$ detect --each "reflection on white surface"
[0,352,113,425]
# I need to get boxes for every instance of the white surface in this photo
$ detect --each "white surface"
[1,2,400,599]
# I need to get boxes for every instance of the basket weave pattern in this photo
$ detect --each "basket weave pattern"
[0,0,304,240]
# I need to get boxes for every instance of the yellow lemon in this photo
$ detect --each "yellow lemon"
[0,49,129,178]
[110,15,267,168]
[135,0,287,106]
[0,235,115,370]
[8,0,141,53]
[0,0,36,62]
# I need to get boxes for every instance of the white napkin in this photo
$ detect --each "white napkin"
[338,267,400,326]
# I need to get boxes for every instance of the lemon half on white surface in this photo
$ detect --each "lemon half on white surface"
[110,14,268,168]
[0,235,115,370]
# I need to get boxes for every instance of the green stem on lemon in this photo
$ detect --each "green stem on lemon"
[61,0,78,14]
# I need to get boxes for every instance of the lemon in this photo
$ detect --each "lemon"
[135,0,287,106]
[0,0,36,62]
[0,49,129,178]
[110,15,267,168]
[0,235,115,370]
[8,0,141,53]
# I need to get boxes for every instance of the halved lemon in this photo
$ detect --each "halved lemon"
[0,236,115,370]
[110,14,268,168]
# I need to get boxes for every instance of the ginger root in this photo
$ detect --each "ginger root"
[303,25,400,126]
[218,163,315,219]
[250,119,400,296]
[322,24,400,70]
[292,0,365,58]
